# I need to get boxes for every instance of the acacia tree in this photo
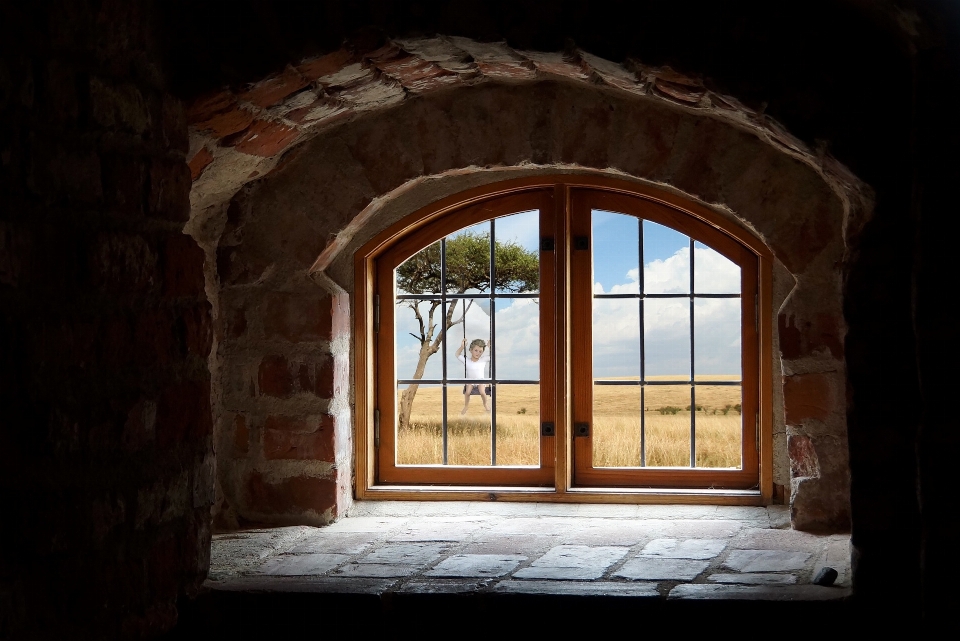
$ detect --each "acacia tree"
[396,231,539,429]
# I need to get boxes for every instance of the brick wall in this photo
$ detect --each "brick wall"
[0,1,210,636]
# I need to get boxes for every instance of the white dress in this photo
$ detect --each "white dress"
[457,352,490,380]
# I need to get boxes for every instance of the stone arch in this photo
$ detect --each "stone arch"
[187,39,870,531]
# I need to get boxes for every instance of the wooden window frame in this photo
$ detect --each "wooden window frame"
[355,176,773,505]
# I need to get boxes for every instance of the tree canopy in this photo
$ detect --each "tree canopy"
[397,232,539,295]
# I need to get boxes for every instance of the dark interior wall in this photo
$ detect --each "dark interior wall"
[0,1,212,637]
[1,0,957,636]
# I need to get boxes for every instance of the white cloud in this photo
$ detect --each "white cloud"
[393,245,742,383]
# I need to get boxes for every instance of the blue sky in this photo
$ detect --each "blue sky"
[395,209,741,383]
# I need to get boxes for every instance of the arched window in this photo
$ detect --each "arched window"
[356,179,772,501]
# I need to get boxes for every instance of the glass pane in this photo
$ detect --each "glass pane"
[396,241,442,295]
[494,210,540,295]
[593,384,641,467]
[447,299,491,380]
[592,210,639,294]
[494,384,540,466]
[694,298,742,378]
[644,299,690,378]
[694,241,740,294]
[396,384,443,465]
[643,220,690,294]
[395,298,444,381]
[694,385,743,469]
[446,221,490,294]
[593,298,640,380]
[448,382,492,466]
[643,384,693,467]
[494,298,539,381]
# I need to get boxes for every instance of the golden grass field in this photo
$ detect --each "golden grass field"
[396,376,743,468]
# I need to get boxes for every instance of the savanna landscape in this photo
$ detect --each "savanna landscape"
[396,376,742,468]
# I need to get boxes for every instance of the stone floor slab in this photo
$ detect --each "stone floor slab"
[668,584,850,601]
[287,533,375,555]
[356,542,446,565]
[614,558,710,581]
[392,519,487,542]
[512,566,609,581]
[639,538,726,559]
[495,580,660,597]
[530,545,629,569]
[207,576,397,594]
[425,554,526,578]
[322,517,409,533]
[332,563,421,578]
[398,579,491,594]
[708,573,797,585]
[723,549,811,572]
[256,553,350,576]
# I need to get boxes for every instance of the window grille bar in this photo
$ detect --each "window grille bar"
[592,293,740,299]
[689,237,696,468]
[441,239,449,465]
[489,218,497,466]
[398,293,541,300]
[592,379,742,386]
[638,217,646,467]
[398,378,538,385]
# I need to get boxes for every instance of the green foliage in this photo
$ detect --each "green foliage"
[397,232,539,295]
[685,404,704,412]
[733,403,742,415]
[658,406,682,415]
[517,407,527,415]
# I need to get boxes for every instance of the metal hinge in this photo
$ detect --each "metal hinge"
[374,294,380,333]
[374,409,380,449]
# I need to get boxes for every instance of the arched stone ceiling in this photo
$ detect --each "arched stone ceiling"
[186,36,868,223]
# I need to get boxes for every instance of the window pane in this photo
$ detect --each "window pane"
[592,210,639,294]
[694,241,740,294]
[396,241,442,295]
[643,220,689,294]
[694,298,742,378]
[494,384,540,466]
[395,298,444,381]
[644,384,693,467]
[694,385,743,469]
[448,383,492,466]
[446,221,490,294]
[494,210,540,295]
[644,299,690,379]
[447,298,491,380]
[494,297,539,381]
[396,384,443,465]
[593,384,641,467]
[593,298,640,380]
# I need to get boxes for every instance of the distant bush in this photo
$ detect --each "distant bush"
[658,406,682,415]
[685,404,704,412]
[517,407,527,415]
[733,404,742,415]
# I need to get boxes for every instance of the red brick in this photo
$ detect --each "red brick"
[149,159,191,222]
[227,119,300,157]
[789,434,821,479]
[783,373,833,423]
[258,355,293,397]
[263,291,325,342]
[779,313,845,360]
[188,147,214,181]
[264,428,334,461]
[239,67,309,108]
[244,471,337,515]
[233,414,248,456]
[161,234,205,299]
[314,291,351,341]
[297,49,356,81]
[187,91,254,138]
[156,380,211,449]
[264,414,334,433]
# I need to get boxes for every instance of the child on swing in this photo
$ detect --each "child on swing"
[455,337,492,415]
